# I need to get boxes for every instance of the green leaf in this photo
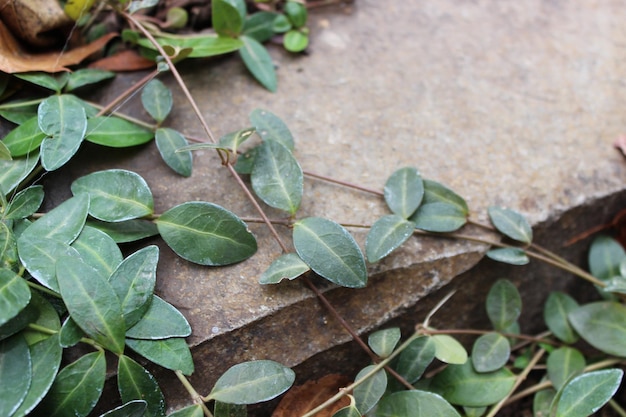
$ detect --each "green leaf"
[99,400,147,417]
[125,337,194,375]
[284,1,307,28]
[4,185,44,220]
[259,253,310,284]
[142,79,173,124]
[126,295,191,339]
[136,35,243,58]
[544,292,579,344]
[432,334,468,365]
[15,72,68,92]
[547,347,585,390]
[155,128,192,177]
[422,180,469,215]
[249,109,294,150]
[486,279,522,331]
[0,334,31,416]
[57,257,126,354]
[0,150,40,195]
[0,141,10,160]
[411,202,467,232]
[168,404,204,417]
[243,12,279,42]
[109,245,158,328]
[59,317,84,348]
[0,222,17,270]
[208,360,295,404]
[395,336,436,383]
[588,235,626,281]
[293,217,367,288]
[71,169,154,222]
[218,127,256,154]
[20,193,89,244]
[377,390,462,417]
[21,292,61,345]
[486,247,529,265]
[0,100,38,124]
[118,355,166,417]
[212,0,244,37]
[156,202,257,266]
[284,30,308,52]
[366,214,415,262]
[41,350,106,417]
[239,36,277,92]
[431,361,516,407]
[471,332,510,373]
[71,225,123,277]
[38,94,87,171]
[17,236,80,292]
[85,116,154,147]
[368,327,401,358]
[128,0,158,13]
[353,365,387,415]
[488,206,533,244]
[86,219,159,243]
[533,387,557,417]
[556,369,623,417]
[0,296,37,341]
[0,269,30,326]
[384,167,424,219]
[568,301,626,357]
[234,146,258,174]
[2,116,45,157]
[251,140,303,215]
[214,401,247,417]
[333,403,362,417]
[65,69,115,92]
[272,14,292,33]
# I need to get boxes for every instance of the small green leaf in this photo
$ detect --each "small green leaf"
[118,355,166,417]
[533,387,557,417]
[488,206,533,244]
[432,334,468,365]
[284,30,308,52]
[243,12,279,42]
[0,100,38,124]
[125,337,194,375]
[155,128,192,177]
[212,0,244,37]
[259,253,310,284]
[239,36,277,92]
[128,0,159,13]
[588,235,626,281]
[17,236,81,292]
[0,141,10,160]
[0,151,39,196]
[234,146,258,174]
[471,332,510,373]
[353,365,387,415]
[366,214,415,262]
[377,390,462,417]
[384,167,424,219]
[86,219,159,243]
[0,334,31,416]
[136,35,243,58]
[463,407,487,417]
[214,401,247,417]
[411,202,467,232]
[293,217,367,288]
[85,116,154,147]
[284,1,307,28]
[395,336,436,383]
[218,127,256,154]
[59,317,84,348]
[0,295,37,341]
[368,327,401,358]
[126,295,191,339]
[142,79,173,124]
[4,185,44,220]
[208,360,295,404]
[71,169,154,222]
[544,292,579,344]
[556,369,623,417]
[251,140,303,215]
[568,301,626,357]
[65,69,115,92]
[72,225,123,277]
[333,403,362,417]
[249,109,294,150]
[272,14,292,33]
[0,222,17,270]
[156,202,257,266]
[547,347,585,390]
[486,279,522,331]
[422,179,469,215]
[99,400,147,417]
[486,247,529,265]
[19,193,89,244]
[168,404,204,417]
[15,72,68,92]
[0,269,30,326]
[21,292,61,345]
[2,117,45,157]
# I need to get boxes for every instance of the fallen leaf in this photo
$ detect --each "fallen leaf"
[0,20,117,73]
[88,49,155,72]
[272,374,351,417]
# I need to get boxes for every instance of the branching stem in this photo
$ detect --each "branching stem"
[175,371,214,417]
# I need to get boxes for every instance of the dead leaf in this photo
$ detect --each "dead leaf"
[0,0,72,47]
[0,20,117,73]
[272,374,352,417]
[88,49,156,72]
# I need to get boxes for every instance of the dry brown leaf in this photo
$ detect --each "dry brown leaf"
[88,49,155,72]
[0,20,117,73]
[272,374,352,417]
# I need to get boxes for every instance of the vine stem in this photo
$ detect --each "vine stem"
[423,328,558,347]
[95,68,159,117]
[27,281,61,298]
[175,371,214,417]
[302,170,383,196]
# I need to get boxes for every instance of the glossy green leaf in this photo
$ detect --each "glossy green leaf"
[249,109,294,150]
[136,35,243,58]
[0,269,30,326]
[86,219,159,243]
[125,337,194,375]
[155,128,192,177]
[243,11,279,42]
[384,167,424,219]
[463,407,487,417]
[353,365,387,415]
[395,336,436,383]
[285,1,307,27]
[212,0,244,37]
[214,401,247,417]
[471,332,510,373]
[588,235,626,281]
[218,127,256,154]
[272,14,292,33]
[168,404,204,417]
[486,247,529,265]
[38,94,87,171]
[156,202,257,266]
[72,225,123,277]
[128,0,158,13]
[57,257,126,354]
[118,355,166,417]
[21,292,61,345]
[533,387,557,417]
[556,369,623,417]
[19,193,89,243]
[377,390,462,417]
[488,206,533,244]
[4,185,44,220]
[2,116,45,157]
[17,236,80,292]
[333,403,361,417]
[0,297,37,341]
[486,279,522,331]
[431,361,516,407]
[0,100,38,124]
[99,400,147,417]
[544,292,579,344]
[605,274,626,294]
[259,253,310,284]
[293,217,367,288]
[142,79,172,124]
[0,222,17,270]
[568,301,626,357]
[366,214,415,262]
[368,327,401,358]
[0,150,40,195]
[547,347,585,390]
[126,295,191,339]
[239,36,277,92]
[59,317,84,348]
[15,72,68,92]
[284,30,308,52]
[411,202,467,232]
[65,69,115,92]
[251,140,303,215]
[0,334,31,416]
[208,360,295,404]
[432,334,468,364]
[85,116,154,147]
[109,245,158,328]
[234,146,258,174]
[72,169,154,222]
[41,350,106,417]
[422,179,468,214]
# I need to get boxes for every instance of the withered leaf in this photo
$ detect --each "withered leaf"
[271,374,351,417]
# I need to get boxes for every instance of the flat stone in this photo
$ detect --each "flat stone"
[31,0,626,413]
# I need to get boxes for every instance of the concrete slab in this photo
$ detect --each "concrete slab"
[37,0,626,413]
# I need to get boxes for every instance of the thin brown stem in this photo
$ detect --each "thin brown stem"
[96,69,159,117]
[423,328,559,347]
[303,170,383,196]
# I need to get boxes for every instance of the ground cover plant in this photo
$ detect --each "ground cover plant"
[1,1,626,416]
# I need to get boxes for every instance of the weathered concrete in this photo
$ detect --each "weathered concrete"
[38,0,626,413]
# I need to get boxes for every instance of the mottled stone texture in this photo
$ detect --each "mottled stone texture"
[42,0,626,413]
